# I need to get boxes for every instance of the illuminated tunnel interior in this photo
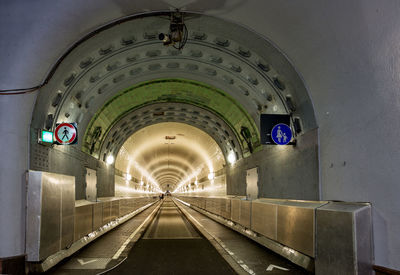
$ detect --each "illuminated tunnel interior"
[0,7,378,275]
[114,122,227,196]
[30,12,319,201]
[2,3,397,274]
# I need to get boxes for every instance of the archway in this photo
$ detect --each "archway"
[30,11,318,200]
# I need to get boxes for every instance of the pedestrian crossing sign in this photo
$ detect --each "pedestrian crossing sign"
[54,122,78,145]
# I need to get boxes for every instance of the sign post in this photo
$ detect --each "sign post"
[54,122,78,145]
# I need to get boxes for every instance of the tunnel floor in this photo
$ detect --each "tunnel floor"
[105,198,236,275]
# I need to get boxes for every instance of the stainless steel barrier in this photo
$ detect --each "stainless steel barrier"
[176,195,373,274]
[26,170,158,263]
[74,201,94,242]
[26,171,75,261]
[315,202,373,275]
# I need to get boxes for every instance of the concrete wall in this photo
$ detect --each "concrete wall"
[1,0,400,270]
[228,128,319,200]
[0,93,37,258]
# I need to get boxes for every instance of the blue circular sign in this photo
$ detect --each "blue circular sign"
[271,123,292,145]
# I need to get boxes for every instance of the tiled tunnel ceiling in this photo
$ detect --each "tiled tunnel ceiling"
[32,12,317,163]
[115,122,225,191]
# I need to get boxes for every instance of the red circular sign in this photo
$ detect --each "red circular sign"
[54,123,77,144]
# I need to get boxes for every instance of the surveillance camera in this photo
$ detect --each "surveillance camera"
[159,33,172,45]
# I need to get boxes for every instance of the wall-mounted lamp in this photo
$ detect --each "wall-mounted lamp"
[106,155,114,165]
[227,151,236,164]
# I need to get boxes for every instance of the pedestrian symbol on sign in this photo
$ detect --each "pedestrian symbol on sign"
[62,127,70,140]
[54,123,78,145]
[271,123,292,145]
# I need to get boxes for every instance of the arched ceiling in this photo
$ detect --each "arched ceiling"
[31,11,316,164]
[89,84,248,162]
[115,122,225,191]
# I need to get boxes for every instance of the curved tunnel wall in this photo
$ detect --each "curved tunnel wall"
[29,12,319,201]
[114,122,227,194]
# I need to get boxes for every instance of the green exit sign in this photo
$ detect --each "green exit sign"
[38,129,53,145]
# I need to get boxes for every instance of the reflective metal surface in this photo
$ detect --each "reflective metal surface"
[61,179,75,249]
[74,203,93,242]
[38,199,159,272]
[246,168,258,200]
[315,202,373,275]
[177,195,373,274]
[26,170,75,261]
[102,201,112,225]
[177,196,314,272]
[251,200,277,240]
[85,168,97,201]
[111,200,120,221]
[93,203,103,229]
[277,205,315,257]
[221,198,231,219]
[40,172,62,259]
[231,198,240,224]
[239,200,252,229]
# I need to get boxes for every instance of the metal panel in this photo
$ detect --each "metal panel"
[92,203,103,230]
[231,198,240,223]
[26,171,44,261]
[315,202,373,275]
[102,201,111,224]
[111,200,120,219]
[61,176,75,249]
[40,172,61,259]
[198,197,205,209]
[277,205,315,257]
[85,168,97,202]
[246,167,258,200]
[119,199,128,216]
[251,200,277,240]
[239,200,251,228]
[205,198,213,213]
[221,198,231,219]
[74,205,93,242]
[26,170,75,261]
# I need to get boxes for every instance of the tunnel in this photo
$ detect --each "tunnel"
[1,2,399,275]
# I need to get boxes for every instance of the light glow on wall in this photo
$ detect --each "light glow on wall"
[41,130,53,143]
[227,151,236,164]
[106,155,114,165]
